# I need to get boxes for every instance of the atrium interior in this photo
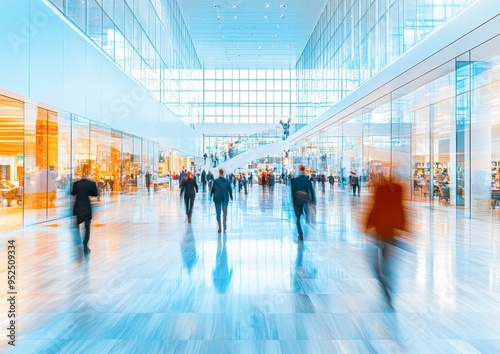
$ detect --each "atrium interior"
[0,0,499,352]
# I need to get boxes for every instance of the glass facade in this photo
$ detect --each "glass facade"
[202,69,295,124]
[292,34,500,217]
[48,0,203,123]
[45,0,476,134]
[296,0,477,124]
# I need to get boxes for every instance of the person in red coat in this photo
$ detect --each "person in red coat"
[365,176,406,306]
[72,165,98,254]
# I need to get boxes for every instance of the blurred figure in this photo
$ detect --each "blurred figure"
[180,171,198,223]
[210,168,233,233]
[320,173,326,193]
[145,169,152,193]
[291,165,316,241]
[351,171,360,196]
[179,169,187,194]
[328,173,335,190]
[269,172,275,192]
[71,164,98,254]
[207,170,214,191]
[364,176,406,306]
[201,169,207,192]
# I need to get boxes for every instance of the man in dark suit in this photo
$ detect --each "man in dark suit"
[210,168,233,233]
[291,164,316,241]
[71,164,98,254]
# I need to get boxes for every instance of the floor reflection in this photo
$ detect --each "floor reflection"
[0,184,499,353]
[212,233,233,293]
[181,225,197,274]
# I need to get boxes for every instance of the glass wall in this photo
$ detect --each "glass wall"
[202,69,295,124]
[292,34,500,218]
[0,94,163,232]
[47,0,203,124]
[296,0,477,124]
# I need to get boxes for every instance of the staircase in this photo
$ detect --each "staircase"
[204,140,288,174]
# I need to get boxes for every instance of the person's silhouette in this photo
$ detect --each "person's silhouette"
[181,225,197,273]
[364,176,406,307]
[212,234,233,293]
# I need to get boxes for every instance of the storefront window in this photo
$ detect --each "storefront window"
[121,132,133,192]
[0,96,24,232]
[111,129,122,193]
[91,123,113,200]
[47,111,72,220]
[24,106,50,224]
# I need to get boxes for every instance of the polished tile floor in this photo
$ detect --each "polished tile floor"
[0,183,499,353]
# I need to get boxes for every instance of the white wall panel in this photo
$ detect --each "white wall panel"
[28,0,63,107]
[0,0,30,96]
[62,23,87,116]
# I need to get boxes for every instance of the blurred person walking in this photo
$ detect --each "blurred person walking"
[351,171,360,196]
[210,168,233,233]
[145,169,152,193]
[71,164,99,254]
[181,171,198,223]
[328,173,335,190]
[320,173,326,193]
[201,169,207,192]
[207,170,214,191]
[364,176,406,306]
[291,165,316,241]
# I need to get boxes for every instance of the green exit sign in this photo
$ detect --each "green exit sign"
[17,155,23,159]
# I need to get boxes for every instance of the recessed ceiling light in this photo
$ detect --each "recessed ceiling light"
[217,15,221,20]
[214,4,221,8]
[232,3,236,8]
[266,3,270,7]
[286,44,290,47]
[237,46,241,49]
[218,26,223,29]
[233,15,237,19]
[280,14,285,19]
[280,4,288,8]
[264,15,268,19]
[269,50,272,53]
[272,34,278,39]
[221,35,224,38]
[276,25,281,29]
[258,46,262,49]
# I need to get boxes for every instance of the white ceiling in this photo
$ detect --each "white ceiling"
[176,0,328,69]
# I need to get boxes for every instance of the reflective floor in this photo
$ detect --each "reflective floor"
[0,183,499,353]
